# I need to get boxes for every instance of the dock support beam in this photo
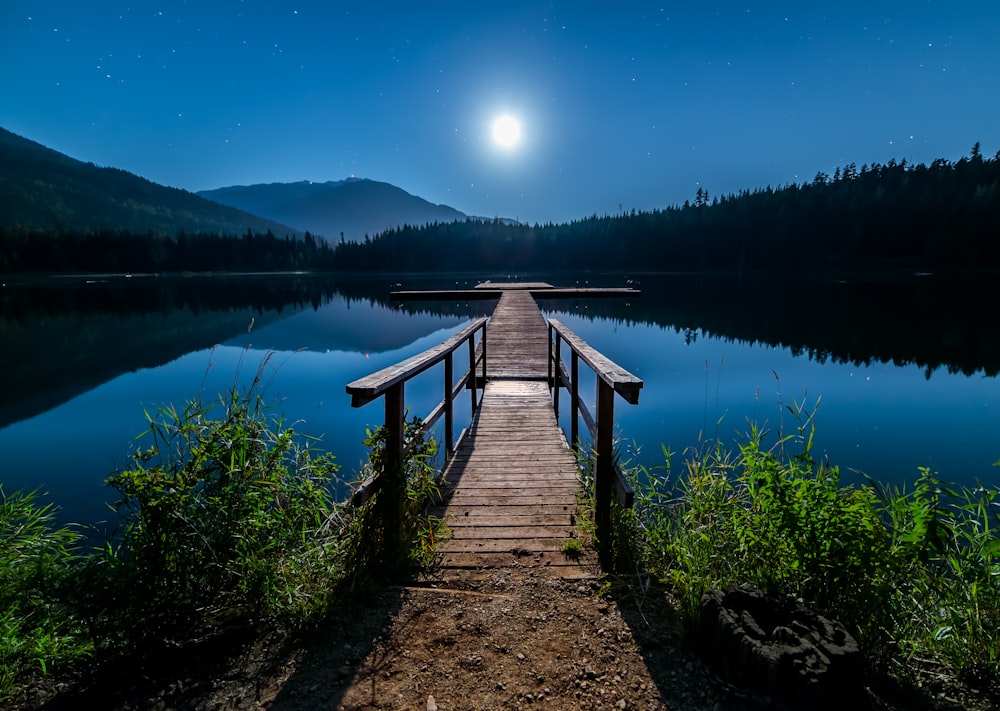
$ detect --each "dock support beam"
[382,382,405,568]
[595,379,615,569]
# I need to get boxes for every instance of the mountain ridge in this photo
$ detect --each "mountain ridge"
[198,178,467,241]
[0,127,302,238]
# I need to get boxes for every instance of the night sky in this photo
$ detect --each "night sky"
[2,1,998,225]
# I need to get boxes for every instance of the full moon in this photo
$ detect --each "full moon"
[492,114,522,148]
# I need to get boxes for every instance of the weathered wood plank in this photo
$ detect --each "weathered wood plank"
[549,318,642,404]
[434,332,587,578]
[440,525,576,540]
[445,513,578,527]
[484,292,550,380]
[443,538,577,554]
[475,281,554,290]
[391,285,638,301]
[439,552,593,572]
[345,317,486,406]
[435,503,575,517]
[351,284,632,581]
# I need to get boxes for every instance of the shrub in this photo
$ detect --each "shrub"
[102,357,343,647]
[340,417,446,580]
[626,404,1000,690]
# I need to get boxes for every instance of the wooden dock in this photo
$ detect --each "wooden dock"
[432,290,591,578]
[346,282,642,581]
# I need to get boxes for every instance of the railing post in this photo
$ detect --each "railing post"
[571,350,580,454]
[382,381,405,567]
[468,330,478,413]
[480,322,487,395]
[553,333,562,418]
[595,378,615,569]
[547,322,553,391]
[444,352,454,456]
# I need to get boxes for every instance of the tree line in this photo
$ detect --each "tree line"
[0,228,334,274]
[334,143,1000,274]
[3,144,998,274]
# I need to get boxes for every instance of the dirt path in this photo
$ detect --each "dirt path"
[200,563,765,711]
[23,562,989,710]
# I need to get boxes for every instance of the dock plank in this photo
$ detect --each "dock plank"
[431,295,597,579]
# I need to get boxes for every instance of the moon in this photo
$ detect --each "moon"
[492,114,522,149]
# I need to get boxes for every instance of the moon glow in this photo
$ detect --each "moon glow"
[492,114,522,148]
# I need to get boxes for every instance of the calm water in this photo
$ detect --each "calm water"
[1,272,997,531]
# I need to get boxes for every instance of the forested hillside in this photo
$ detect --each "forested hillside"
[3,144,997,274]
[0,128,300,239]
[333,144,1000,273]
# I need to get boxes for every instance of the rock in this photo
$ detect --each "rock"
[698,585,862,709]
[426,694,438,711]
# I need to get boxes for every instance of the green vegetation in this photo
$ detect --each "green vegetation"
[99,355,345,646]
[0,490,89,702]
[0,227,331,274]
[607,397,1000,693]
[0,360,442,701]
[562,537,583,559]
[344,417,448,577]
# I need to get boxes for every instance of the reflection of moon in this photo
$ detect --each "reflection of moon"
[492,115,522,148]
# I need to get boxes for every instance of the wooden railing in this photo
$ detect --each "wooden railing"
[548,319,643,566]
[345,317,487,537]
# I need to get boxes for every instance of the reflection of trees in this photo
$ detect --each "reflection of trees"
[337,272,1000,378]
[3,268,996,432]
[0,275,493,430]
[540,273,1000,379]
[0,274,343,323]
[335,271,1000,378]
[0,276,343,429]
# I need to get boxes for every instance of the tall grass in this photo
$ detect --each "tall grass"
[97,355,345,647]
[1,354,444,699]
[0,489,89,702]
[344,417,448,578]
[615,398,1000,692]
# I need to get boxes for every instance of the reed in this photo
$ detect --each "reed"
[614,399,1000,694]
[0,488,90,701]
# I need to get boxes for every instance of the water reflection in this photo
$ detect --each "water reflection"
[1,272,997,530]
[0,274,484,530]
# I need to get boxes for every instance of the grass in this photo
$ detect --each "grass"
[607,396,1000,697]
[562,537,583,559]
[347,416,449,577]
[98,354,346,646]
[0,488,91,703]
[0,354,445,701]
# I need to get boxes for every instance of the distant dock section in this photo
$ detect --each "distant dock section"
[390,280,640,301]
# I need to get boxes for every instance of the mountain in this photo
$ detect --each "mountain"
[0,128,301,237]
[198,178,467,241]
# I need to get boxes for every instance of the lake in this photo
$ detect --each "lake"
[1,272,998,533]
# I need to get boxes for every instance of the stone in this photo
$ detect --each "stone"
[697,584,862,709]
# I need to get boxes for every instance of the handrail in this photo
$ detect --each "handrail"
[347,317,488,408]
[548,318,643,567]
[547,320,642,405]
[345,317,487,512]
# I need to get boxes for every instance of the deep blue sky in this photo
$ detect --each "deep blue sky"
[3,1,998,225]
